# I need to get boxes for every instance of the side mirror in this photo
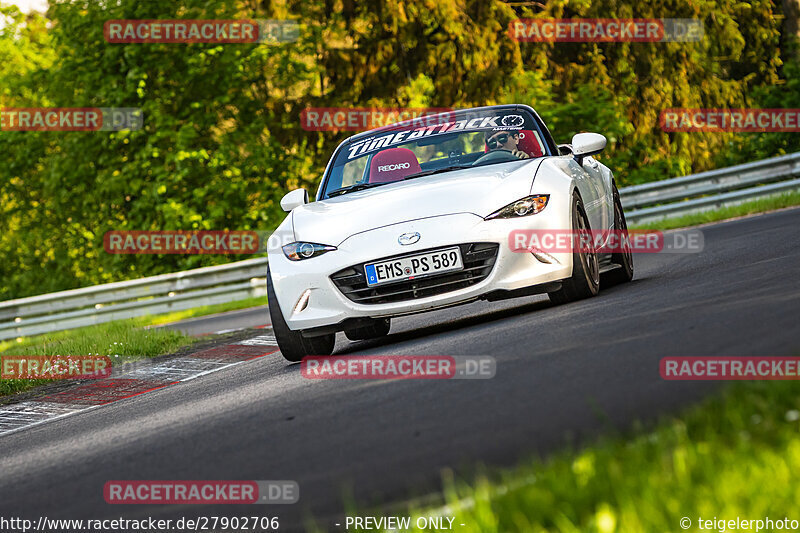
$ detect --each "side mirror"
[571,133,606,164]
[557,144,573,156]
[280,188,308,212]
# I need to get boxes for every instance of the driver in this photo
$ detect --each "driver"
[485,130,530,159]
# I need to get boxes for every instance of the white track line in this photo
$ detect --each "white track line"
[0,336,279,438]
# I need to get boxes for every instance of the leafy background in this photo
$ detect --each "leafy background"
[1,0,798,300]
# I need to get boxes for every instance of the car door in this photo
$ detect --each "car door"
[581,155,612,232]
[551,154,608,233]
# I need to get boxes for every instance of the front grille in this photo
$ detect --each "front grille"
[330,243,499,305]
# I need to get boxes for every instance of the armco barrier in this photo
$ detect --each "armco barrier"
[1,152,799,339]
[622,152,800,224]
[0,258,268,340]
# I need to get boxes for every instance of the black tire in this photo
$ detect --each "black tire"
[601,182,634,287]
[548,192,600,305]
[344,318,391,341]
[267,267,335,362]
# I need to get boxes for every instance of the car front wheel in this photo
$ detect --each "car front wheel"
[267,268,335,362]
[548,191,600,305]
[601,182,634,287]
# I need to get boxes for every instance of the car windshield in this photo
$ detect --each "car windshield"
[320,107,548,199]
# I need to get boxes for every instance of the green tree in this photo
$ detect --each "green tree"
[0,0,796,299]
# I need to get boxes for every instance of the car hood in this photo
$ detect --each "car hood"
[292,159,545,246]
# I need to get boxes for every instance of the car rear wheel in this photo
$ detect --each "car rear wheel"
[601,182,634,287]
[267,267,335,362]
[344,318,391,341]
[548,192,600,305]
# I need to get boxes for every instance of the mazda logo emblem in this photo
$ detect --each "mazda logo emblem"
[398,232,421,245]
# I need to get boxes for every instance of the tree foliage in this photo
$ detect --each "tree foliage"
[0,0,796,299]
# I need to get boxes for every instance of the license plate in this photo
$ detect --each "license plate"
[364,247,463,287]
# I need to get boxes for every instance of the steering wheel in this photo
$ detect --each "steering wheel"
[473,149,518,166]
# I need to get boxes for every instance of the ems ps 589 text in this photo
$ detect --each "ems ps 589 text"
[269,199,573,332]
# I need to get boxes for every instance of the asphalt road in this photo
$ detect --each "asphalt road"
[2,208,800,532]
[160,306,269,336]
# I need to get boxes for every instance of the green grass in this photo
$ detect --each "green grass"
[382,380,800,532]
[0,295,267,398]
[0,320,196,397]
[143,295,267,326]
[0,295,267,363]
[632,190,800,231]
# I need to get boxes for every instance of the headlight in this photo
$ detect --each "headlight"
[282,242,337,261]
[485,194,549,220]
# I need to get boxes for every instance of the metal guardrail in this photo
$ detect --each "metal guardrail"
[0,258,269,340]
[1,152,799,340]
[622,152,800,224]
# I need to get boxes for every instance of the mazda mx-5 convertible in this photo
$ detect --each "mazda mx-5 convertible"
[268,104,633,361]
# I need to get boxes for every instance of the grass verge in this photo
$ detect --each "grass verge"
[144,295,267,326]
[386,380,800,532]
[0,320,197,397]
[0,295,266,360]
[0,295,267,398]
[631,190,800,231]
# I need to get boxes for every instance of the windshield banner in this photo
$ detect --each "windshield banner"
[347,113,529,159]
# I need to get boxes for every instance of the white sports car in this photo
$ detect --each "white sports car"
[268,104,633,361]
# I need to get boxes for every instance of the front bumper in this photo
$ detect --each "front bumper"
[268,211,573,331]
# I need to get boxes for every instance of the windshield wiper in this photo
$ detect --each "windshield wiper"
[403,165,473,181]
[327,182,387,198]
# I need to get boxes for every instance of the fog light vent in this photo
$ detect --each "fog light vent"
[293,290,311,314]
